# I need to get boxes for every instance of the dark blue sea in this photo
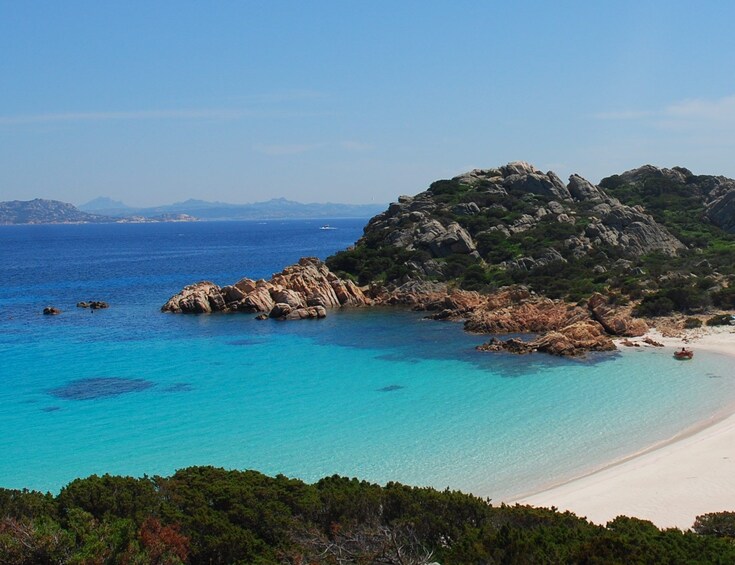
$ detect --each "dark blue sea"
[2,219,735,498]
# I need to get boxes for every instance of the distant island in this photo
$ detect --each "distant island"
[0,197,386,225]
[78,195,386,221]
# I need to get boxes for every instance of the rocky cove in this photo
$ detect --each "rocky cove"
[161,257,649,357]
[162,160,735,356]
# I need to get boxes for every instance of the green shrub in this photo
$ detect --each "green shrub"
[706,314,733,327]
[460,264,491,291]
[693,512,735,537]
[4,468,735,563]
[683,317,703,329]
[634,296,675,317]
[634,285,708,316]
[442,253,477,279]
[712,287,735,309]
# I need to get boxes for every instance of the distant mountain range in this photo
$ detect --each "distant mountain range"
[0,197,386,224]
[78,196,385,221]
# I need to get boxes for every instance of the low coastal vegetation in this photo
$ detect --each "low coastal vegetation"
[2,467,735,564]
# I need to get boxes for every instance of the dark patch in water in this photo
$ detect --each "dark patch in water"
[708,374,723,379]
[48,378,154,400]
[162,383,194,393]
[41,406,60,412]
[375,353,421,364]
[228,338,267,346]
[377,385,404,392]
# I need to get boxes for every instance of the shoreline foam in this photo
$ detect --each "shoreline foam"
[513,325,735,530]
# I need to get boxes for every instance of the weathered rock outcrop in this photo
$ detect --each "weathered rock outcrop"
[464,296,589,334]
[601,164,735,234]
[369,284,648,357]
[338,161,684,285]
[161,257,369,320]
[477,320,615,357]
[587,293,647,337]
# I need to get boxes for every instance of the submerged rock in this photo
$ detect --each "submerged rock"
[48,377,154,400]
[43,306,61,315]
[77,301,109,309]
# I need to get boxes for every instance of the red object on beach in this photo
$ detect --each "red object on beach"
[674,349,694,360]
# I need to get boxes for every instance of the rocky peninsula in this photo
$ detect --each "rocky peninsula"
[163,161,735,356]
[162,257,370,320]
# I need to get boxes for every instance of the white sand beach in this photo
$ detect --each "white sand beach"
[516,325,735,530]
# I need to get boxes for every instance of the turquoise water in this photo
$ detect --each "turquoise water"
[2,222,735,498]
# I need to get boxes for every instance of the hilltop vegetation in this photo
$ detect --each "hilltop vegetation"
[2,467,735,564]
[327,162,735,313]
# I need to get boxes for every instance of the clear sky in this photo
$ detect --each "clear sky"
[2,1,735,206]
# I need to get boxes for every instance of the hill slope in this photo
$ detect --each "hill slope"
[327,161,735,309]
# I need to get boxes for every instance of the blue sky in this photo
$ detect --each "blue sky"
[2,1,735,206]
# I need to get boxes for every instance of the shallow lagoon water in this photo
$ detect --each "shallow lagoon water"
[2,220,735,497]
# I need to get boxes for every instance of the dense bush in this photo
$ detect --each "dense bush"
[634,285,709,317]
[706,314,734,327]
[693,511,735,537]
[327,245,416,285]
[635,296,676,317]
[2,468,735,564]
[712,287,735,309]
[683,317,703,329]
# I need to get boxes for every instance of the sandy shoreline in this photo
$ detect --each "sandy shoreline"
[514,325,735,530]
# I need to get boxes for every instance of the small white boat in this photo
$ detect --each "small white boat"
[320,224,337,230]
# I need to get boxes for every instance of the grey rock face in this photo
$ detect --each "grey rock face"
[568,174,602,202]
[453,202,480,216]
[348,161,689,285]
[452,168,503,185]
[504,248,567,272]
[503,172,572,201]
[616,164,689,186]
[414,220,476,256]
[604,164,735,234]
[707,190,735,232]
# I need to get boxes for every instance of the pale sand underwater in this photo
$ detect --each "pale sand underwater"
[515,326,735,530]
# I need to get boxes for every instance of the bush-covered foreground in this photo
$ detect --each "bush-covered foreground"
[2,467,735,564]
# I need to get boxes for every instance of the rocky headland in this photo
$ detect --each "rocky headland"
[163,161,735,356]
[161,257,370,320]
